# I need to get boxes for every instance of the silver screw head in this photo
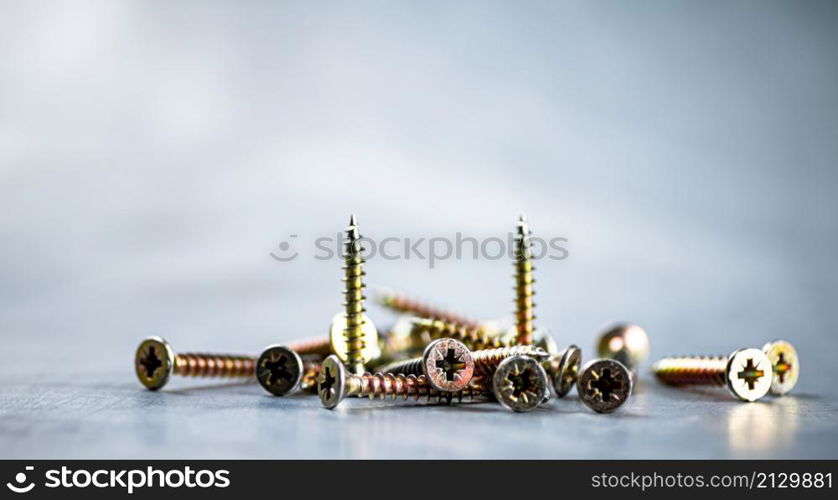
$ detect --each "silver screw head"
[492,356,549,413]
[547,345,582,397]
[577,358,633,413]
[762,340,799,396]
[135,336,174,390]
[422,338,474,392]
[256,345,303,396]
[318,355,347,409]
[596,323,649,371]
[725,348,773,402]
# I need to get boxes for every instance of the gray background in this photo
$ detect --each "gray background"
[1,0,837,458]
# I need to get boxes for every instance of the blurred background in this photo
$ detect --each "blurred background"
[1,0,837,458]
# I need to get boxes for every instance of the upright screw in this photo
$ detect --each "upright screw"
[577,358,633,413]
[652,348,773,402]
[762,340,799,395]
[493,355,550,412]
[376,338,475,392]
[513,214,536,345]
[331,215,379,375]
[135,337,256,391]
[596,323,649,372]
[318,355,488,409]
[543,345,582,397]
[256,345,323,396]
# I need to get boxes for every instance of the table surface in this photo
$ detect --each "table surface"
[1,1,837,459]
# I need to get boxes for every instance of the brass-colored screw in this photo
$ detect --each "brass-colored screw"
[135,337,256,391]
[318,355,488,409]
[472,345,550,377]
[577,358,633,413]
[596,323,649,371]
[256,345,323,396]
[513,214,536,345]
[373,287,485,331]
[331,215,379,375]
[377,338,475,392]
[652,348,773,402]
[542,344,582,397]
[762,340,799,396]
[493,355,551,412]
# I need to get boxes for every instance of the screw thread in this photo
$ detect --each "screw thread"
[346,373,488,402]
[411,318,506,351]
[377,357,425,376]
[514,215,536,345]
[173,353,256,378]
[375,289,483,331]
[652,355,728,386]
[343,215,367,374]
[300,359,322,393]
[289,338,332,357]
[472,345,549,377]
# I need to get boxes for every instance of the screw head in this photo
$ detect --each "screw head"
[422,338,474,392]
[547,345,582,397]
[256,345,303,396]
[725,348,773,402]
[492,356,549,412]
[328,312,381,363]
[762,340,799,396]
[577,358,633,413]
[318,355,347,409]
[533,329,559,355]
[596,323,649,371]
[135,337,174,390]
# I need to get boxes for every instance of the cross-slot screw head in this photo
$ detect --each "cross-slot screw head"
[577,358,633,413]
[422,338,474,392]
[492,355,549,413]
[135,337,175,390]
[256,345,304,396]
[725,348,773,402]
[318,355,347,410]
[762,340,799,396]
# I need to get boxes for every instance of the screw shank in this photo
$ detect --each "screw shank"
[652,356,728,386]
[173,353,256,378]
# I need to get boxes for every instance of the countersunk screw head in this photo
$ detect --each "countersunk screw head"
[533,329,558,355]
[135,336,174,390]
[577,358,632,413]
[422,338,474,392]
[256,345,303,396]
[328,312,381,363]
[318,355,347,409]
[492,356,549,413]
[762,340,799,396]
[596,323,649,371]
[725,348,772,402]
[549,345,582,397]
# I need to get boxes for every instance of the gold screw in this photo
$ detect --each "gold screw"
[331,215,379,375]
[373,287,486,332]
[596,323,650,372]
[652,348,773,402]
[135,337,256,391]
[318,355,488,409]
[471,345,550,377]
[762,339,799,396]
[513,214,536,345]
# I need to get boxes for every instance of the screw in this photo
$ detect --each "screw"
[762,340,799,395]
[317,355,488,409]
[543,345,582,397]
[256,345,323,396]
[332,215,379,375]
[377,338,475,392]
[373,287,485,332]
[135,337,256,391]
[472,345,550,377]
[401,317,507,352]
[596,323,649,372]
[513,214,536,345]
[651,348,773,402]
[493,355,550,412]
[577,358,633,413]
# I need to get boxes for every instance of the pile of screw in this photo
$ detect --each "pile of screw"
[135,215,799,412]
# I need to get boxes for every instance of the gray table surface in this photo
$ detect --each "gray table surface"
[1,1,837,459]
